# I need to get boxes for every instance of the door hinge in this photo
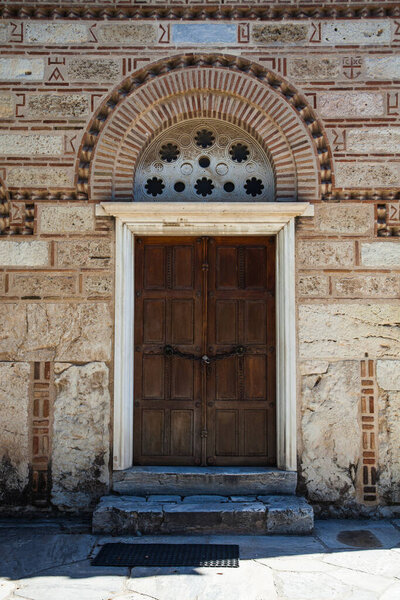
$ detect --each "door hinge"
[201,263,209,271]
[200,429,208,439]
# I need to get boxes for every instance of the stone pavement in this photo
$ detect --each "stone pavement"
[0,518,400,600]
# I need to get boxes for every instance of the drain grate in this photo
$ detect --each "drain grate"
[92,543,239,568]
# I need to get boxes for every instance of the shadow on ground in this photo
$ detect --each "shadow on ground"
[0,518,400,599]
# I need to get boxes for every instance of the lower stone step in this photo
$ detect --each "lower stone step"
[92,494,313,536]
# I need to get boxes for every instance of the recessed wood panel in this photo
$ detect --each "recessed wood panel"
[143,299,165,343]
[244,356,266,400]
[216,247,238,289]
[144,246,165,289]
[245,247,266,289]
[244,410,267,455]
[142,355,164,399]
[141,410,164,456]
[170,299,194,345]
[173,246,194,289]
[215,410,238,456]
[216,300,237,344]
[245,301,267,345]
[171,358,194,400]
[244,356,267,400]
[171,410,193,456]
[215,359,237,400]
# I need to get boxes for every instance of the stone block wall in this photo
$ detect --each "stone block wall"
[0,1,400,513]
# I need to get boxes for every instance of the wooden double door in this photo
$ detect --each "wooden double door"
[134,236,276,466]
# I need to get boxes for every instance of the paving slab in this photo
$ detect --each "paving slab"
[322,548,400,578]
[0,581,15,600]
[273,570,377,600]
[0,532,95,580]
[125,559,277,600]
[13,559,128,600]
[314,519,400,549]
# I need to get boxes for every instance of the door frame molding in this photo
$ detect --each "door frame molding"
[96,202,314,472]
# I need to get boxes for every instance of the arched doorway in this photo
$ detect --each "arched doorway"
[132,118,276,466]
[90,56,323,473]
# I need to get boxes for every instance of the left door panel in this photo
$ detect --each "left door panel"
[134,237,203,465]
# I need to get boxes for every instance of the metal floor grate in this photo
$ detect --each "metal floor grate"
[92,543,239,567]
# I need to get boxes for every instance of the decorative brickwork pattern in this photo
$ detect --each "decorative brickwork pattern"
[360,359,378,504]
[84,56,329,202]
[377,202,400,237]
[1,4,400,20]
[31,361,53,506]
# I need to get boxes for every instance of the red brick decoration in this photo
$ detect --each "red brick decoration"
[81,55,331,203]
[360,359,378,504]
[31,361,53,506]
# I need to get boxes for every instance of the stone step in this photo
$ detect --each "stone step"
[92,494,313,536]
[112,466,297,496]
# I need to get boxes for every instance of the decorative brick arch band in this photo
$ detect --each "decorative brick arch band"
[77,54,332,202]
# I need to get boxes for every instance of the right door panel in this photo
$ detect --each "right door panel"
[206,237,276,465]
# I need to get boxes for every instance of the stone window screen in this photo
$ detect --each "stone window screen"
[133,119,275,202]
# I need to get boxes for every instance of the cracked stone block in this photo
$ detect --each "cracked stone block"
[161,502,267,534]
[52,363,110,509]
[92,496,163,535]
[262,496,314,534]
[0,362,30,504]
[299,304,400,359]
[300,361,361,503]
[0,303,112,362]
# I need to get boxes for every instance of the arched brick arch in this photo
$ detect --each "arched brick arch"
[77,54,332,202]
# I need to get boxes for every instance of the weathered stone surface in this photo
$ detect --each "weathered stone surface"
[335,162,400,188]
[0,273,5,294]
[262,496,314,534]
[347,128,400,153]
[92,496,163,535]
[299,304,400,359]
[298,274,329,297]
[361,242,400,267]
[67,58,120,81]
[252,23,309,44]
[7,167,73,188]
[0,303,112,362]
[366,56,400,80]
[319,92,385,117]
[97,23,156,44]
[147,495,181,503]
[0,134,62,156]
[314,204,373,235]
[0,93,14,118]
[333,274,400,298]
[112,466,297,496]
[379,391,400,503]
[0,362,30,504]
[321,20,390,45]
[0,58,44,81]
[288,57,340,80]
[297,240,354,268]
[182,495,228,503]
[376,360,400,391]
[0,241,50,267]
[57,239,112,269]
[26,22,88,44]
[39,205,94,234]
[0,23,8,42]
[27,94,89,118]
[300,360,361,502]
[161,502,266,534]
[83,274,113,297]
[10,274,76,297]
[52,362,110,509]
